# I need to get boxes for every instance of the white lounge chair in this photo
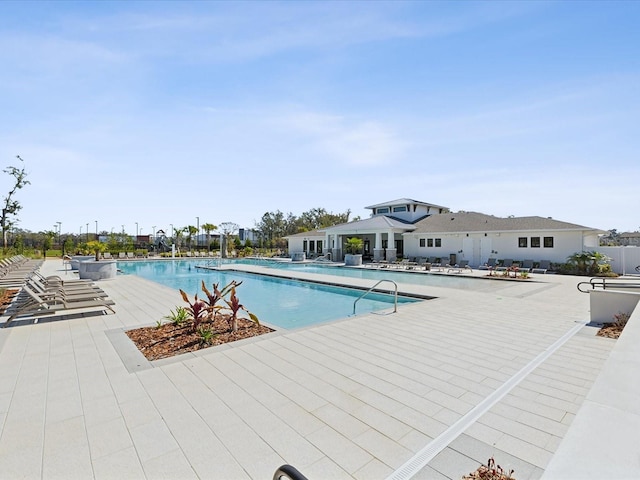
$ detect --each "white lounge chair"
[4,285,115,327]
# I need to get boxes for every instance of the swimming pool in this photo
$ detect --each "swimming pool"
[117,260,418,330]
[219,258,504,292]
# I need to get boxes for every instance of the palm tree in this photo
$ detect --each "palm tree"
[201,223,217,251]
[186,225,198,251]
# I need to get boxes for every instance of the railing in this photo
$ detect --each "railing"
[353,279,398,315]
[273,464,309,480]
[577,277,640,293]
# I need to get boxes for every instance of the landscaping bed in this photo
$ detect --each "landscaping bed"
[126,314,274,361]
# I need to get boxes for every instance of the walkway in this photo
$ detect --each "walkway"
[0,259,616,478]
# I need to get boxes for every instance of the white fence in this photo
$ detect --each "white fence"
[595,246,640,275]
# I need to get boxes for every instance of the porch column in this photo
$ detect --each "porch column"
[373,231,384,261]
[332,234,343,262]
[386,230,397,262]
[324,232,331,255]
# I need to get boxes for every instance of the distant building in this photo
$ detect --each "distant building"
[619,231,640,246]
[286,198,604,265]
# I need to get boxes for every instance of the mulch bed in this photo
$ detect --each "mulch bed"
[596,323,625,339]
[126,314,274,361]
[462,458,515,480]
[0,288,19,315]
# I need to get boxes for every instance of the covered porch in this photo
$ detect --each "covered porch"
[323,217,416,262]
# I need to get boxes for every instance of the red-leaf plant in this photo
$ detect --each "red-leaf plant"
[179,289,209,333]
[200,280,241,320]
[224,285,260,333]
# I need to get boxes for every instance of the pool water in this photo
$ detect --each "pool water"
[117,260,418,330]
[222,258,503,292]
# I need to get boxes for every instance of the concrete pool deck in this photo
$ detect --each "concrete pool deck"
[0,259,627,478]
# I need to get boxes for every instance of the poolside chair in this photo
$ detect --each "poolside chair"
[495,259,513,272]
[521,259,534,273]
[4,285,115,327]
[25,276,110,302]
[118,252,126,259]
[478,258,497,270]
[532,260,551,274]
[447,259,472,274]
[126,252,134,259]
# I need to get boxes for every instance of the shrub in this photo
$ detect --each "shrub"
[463,457,515,480]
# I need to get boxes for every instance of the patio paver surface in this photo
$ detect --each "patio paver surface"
[0,259,616,479]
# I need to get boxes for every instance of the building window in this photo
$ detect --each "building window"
[309,240,315,252]
[376,207,389,214]
[392,206,407,212]
[419,239,426,247]
[518,237,528,248]
[303,240,307,251]
[427,239,433,247]
[435,238,442,247]
[317,240,323,252]
[531,237,540,248]
[544,236,554,248]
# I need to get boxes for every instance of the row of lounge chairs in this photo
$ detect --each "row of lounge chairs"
[1,256,115,328]
[478,258,551,274]
[365,257,473,273]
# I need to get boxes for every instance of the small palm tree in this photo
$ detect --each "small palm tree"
[86,240,107,261]
[201,223,217,250]
[344,237,363,255]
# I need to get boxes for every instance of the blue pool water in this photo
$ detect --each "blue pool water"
[117,260,418,330]
[220,258,503,292]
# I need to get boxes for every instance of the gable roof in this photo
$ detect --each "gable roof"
[365,198,449,211]
[327,215,417,233]
[285,229,326,239]
[410,212,602,234]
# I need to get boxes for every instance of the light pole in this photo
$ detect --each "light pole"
[135,222,139,237]
[56,221,63,254]
[169,224,173,243]
[79,225,82,239]
[86,223,89,242]
[196,216,199,250]
[95,220,98,239]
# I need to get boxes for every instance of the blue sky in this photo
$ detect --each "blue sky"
[1,0,638,236]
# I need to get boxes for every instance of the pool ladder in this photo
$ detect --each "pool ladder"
[353,279,398,315]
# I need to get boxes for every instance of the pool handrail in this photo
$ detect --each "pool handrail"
[353,279,398,315]
[577,277,640,293]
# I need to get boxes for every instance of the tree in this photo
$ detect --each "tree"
[201,223,217,251]
[173,227,186,252]
[185,225,198,250]
[42,231,55,259]
[219,222,239,258]
[255,207,352,247]
[296,207,351,231]
[344,237,363,254]
[2,156,30,252]
[86,240,107,261]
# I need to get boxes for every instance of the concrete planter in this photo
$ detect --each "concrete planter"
[70,256,95,271]
[291,252,306,262]
[78,260,117,281]
[344,254,363,266]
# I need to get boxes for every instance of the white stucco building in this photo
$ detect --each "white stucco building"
[285,198,603,266]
